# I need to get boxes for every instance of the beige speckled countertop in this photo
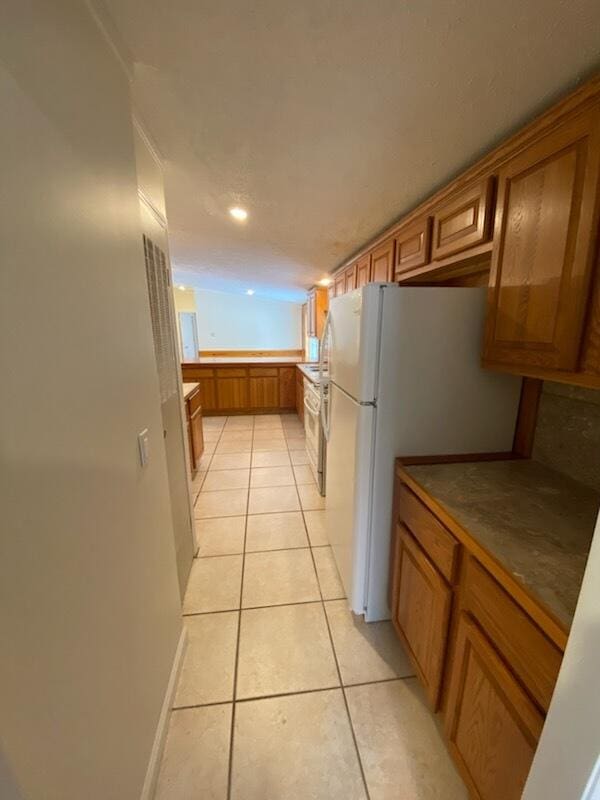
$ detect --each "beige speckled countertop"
[182,382,199,400]
[404,460,599,628]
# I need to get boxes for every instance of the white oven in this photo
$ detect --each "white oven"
[303,377,326,494]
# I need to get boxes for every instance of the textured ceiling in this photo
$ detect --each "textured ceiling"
[103,0,600,302]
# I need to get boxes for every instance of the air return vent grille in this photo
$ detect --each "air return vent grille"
[143,235,178,403]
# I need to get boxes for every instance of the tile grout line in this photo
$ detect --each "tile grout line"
[171,675,413,714]
[226,413,255,800]
[307,536,373,800]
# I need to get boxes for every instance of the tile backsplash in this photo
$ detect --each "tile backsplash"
[533,381,600,491]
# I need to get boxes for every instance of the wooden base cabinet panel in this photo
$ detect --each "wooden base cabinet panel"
[279,367,296,410]
[393,525,452,710]
[445,613,544,800]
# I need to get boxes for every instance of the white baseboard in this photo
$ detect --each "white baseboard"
[140,625,187,800]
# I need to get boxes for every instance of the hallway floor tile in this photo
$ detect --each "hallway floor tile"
[156,413,466,800]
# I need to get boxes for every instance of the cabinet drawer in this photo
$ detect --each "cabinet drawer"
[462,556,563,712]
[398,484,459,583]
[393,526,452,710]
[432,177,494,260]
[249,367,278,377]
[395,217,432,275]
[187,388,202,415]
[216,368,246,378]
[445,612,543,800]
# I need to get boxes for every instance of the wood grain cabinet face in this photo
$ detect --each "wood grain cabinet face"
[445,613,544,800]
[393,526,452,710]
[484,111,600,372]
[190,406,204,465]
[278,367,296,409]
[356,254,371,287]
[432,177,494,260]
[335,273,346,297]
[395,217,432,275]
[370,239,396,282]
[248,368,279,409]
[216,369,248,411]
[344,264,357,293]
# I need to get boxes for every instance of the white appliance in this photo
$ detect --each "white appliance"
[304,377,326,494]
[319,284,522,622]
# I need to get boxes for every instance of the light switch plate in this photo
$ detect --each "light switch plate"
[138,428,150,467]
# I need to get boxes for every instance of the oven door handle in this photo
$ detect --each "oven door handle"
[304,395,320,416]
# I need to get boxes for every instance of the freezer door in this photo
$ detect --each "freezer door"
[328,284,383,402]
[324,382,375,614]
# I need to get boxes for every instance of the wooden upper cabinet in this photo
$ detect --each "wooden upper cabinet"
[334,272,345,297]
[344,263,357,293]
[483,110,600,373]
[392,526,452,710]
[432,177,494,260]
[356,254,371,287]
[371,239,395,282]
[395,217,432,276]
[445,613,544,800]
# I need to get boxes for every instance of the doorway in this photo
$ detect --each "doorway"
[179,311,199,361]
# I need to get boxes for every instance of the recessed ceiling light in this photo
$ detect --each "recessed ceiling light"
[178,285,186,291]
[246,289,255,295]
[229,206,248,221]
[318,278,333,286]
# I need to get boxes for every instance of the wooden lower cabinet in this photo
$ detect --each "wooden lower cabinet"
[279,367,296,410]
[445,613,544,800]
[182,363,302,414]
[216,369,248,412]
[393,525,452,709]
[185,386,204,474]
[389,468,566,800]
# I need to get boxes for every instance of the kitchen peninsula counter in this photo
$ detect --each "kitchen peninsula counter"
[181,359,301,414]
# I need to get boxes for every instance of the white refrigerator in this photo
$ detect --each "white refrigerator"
[320,284,522,622]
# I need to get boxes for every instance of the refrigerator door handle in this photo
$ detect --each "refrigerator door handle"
[319,311,332,441]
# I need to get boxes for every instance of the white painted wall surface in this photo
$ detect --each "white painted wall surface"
[524,513,600,800]
[0,3,182,799]
[195,289,302,350]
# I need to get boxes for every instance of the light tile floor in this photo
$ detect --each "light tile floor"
[156,414,467,800]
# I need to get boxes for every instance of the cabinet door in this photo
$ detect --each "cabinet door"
[249,377,279,409]
[194,370,217,412]
[279,367,296,409]
[445,612,544,800]
[328,284,335,302]
[371,239,395,282]
[344,264,357,292]
[356,254,371,287]
[392,525,452,709]
[335,273,345,297]
[186,420,195,474]
[190,407,204,464]
[432,177,494,260]
[484,110,600,372]
[216,369,248,411]
[395,217,432,276]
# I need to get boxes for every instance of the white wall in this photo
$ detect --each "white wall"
[524,512,600,800]
[0,3,182,799]
[195,289,302,350]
